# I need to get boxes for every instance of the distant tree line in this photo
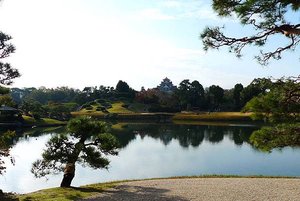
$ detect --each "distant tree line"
[1,77,296,120]
[3,80,136,120]
[136,78,273,112]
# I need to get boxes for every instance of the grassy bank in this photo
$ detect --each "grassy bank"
[22,116,67,127]
[72,111,254,122]
[17,175,298,201]
[173,112,252,121]
[18,182,118,201]
[71,99,254,122]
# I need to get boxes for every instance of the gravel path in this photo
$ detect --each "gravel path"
[81,178,300,201]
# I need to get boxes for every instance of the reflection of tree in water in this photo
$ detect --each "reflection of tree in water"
[22,126,66,138]
[0,130,16,175]
[204,126,224,144]
[229,127,253,146]
[0,126,68,178]
[0,130,19,200]
[111,123,258,148]
[171,125,205,148]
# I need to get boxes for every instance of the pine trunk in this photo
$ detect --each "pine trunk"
[60,163,75,187]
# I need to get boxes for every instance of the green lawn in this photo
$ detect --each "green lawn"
[22,116,66,126]
[72,101,146,116]
[18,182,118,201]
[72,110,254,122]
[173,112,252,121]
[107,102,134,113]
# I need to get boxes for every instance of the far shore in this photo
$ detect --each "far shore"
[0,112,257,129]
[72,111,255,122]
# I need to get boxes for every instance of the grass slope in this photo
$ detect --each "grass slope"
[173,112,252,121]
[72,101,144,116]
[107,102,134,114]
[18,182,118,201]
[22,116,66,126]
[72,101,253,122]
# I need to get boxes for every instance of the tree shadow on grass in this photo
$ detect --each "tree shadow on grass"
[70,187,105,193]
[0,192,19,201]
[81,185,189,201]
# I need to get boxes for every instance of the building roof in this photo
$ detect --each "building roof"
[157,77,176,93]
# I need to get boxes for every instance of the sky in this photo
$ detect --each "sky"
[0,0,299,90]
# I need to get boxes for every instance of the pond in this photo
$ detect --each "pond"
[1,122,300,193]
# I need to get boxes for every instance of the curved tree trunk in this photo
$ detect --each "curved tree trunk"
[60,163,75,187]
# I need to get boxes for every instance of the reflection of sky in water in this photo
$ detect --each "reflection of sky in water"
[1,126,300,193]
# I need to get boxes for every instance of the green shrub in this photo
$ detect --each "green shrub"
[96,99,106,104]
[81,103,91,109]
[102,102,112,108]
[32,112,41,120]
[85,106,93,110]
[122,104,129,108]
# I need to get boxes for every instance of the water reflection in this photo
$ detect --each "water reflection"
[1,122,300,193]
[112,123,256,148]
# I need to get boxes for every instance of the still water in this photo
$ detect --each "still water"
[1,122,300,193]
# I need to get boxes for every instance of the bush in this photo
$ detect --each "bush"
[81,103,91,109]
[96,106,105,110]
[32,112,41,120]
[85,106,93,110]
[96,99,106,104]
[91,101,98,106]
[101,102,112,108]
[122,104,129,108]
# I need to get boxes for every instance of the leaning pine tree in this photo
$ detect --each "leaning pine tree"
[32,116,119,187]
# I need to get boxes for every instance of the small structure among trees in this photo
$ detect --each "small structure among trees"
[0,105,21,122]
[157,77,177,93]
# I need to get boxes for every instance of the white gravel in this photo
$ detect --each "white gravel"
[81,178,300,201]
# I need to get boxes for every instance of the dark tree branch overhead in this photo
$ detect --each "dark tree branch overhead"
[201,0,300,65]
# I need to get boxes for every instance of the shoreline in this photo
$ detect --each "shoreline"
[18,175,300,201]
[0,112,258,129]
[72,112,255,122]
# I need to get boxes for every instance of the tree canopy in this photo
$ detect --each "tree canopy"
[244,76,300,123]
[201,0,300,65]
[0,32,20,85]
[31,116,119,187]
